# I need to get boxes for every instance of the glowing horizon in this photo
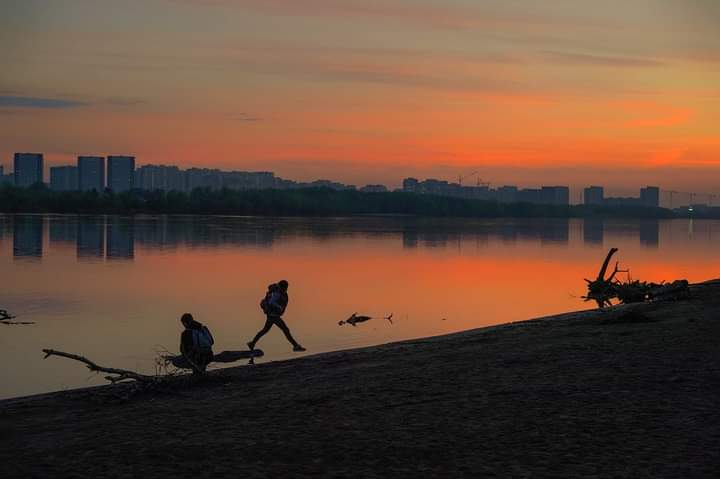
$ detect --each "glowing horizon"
[1,0,719,196]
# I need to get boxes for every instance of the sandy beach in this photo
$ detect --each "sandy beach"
[2,280,719,478]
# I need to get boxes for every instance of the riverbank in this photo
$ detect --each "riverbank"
[3,280,719,477]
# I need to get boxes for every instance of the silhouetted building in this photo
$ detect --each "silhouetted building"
[403,178,420,193]
[640,186,660,207]
[220,171,276,190]
[14,153,44,187]
[50,166,78,191]
[13,216,43,259]
[137,164,184,192]
[540,186,570,205]
[78,156,105,192]
[107,156,135,192]
[584,186,604,205]
[359,184,388,193]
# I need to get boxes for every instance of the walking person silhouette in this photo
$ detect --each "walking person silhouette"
[248,280,306,352]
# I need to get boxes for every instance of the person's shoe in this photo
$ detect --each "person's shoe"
[293,345,306,352]
[247,341,255,351]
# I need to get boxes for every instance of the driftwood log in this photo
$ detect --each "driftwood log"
[584,249,691,309]
[164,350,264,370]
[584,248,626,308]
[42,349,161,384]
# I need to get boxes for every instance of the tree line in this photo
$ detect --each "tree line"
[0,184,677,218]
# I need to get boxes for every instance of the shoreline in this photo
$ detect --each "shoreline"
[3,279,719,477]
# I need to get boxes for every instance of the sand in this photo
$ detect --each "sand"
[2,280,719,478]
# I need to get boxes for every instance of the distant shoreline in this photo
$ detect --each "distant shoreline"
[1,184,701,218]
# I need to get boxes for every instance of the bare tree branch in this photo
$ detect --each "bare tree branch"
[42,349,158,384]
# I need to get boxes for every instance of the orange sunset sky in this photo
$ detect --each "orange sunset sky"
[1,0,719,199]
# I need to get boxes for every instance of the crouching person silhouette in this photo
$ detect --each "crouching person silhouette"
[180,313,214,374]
[248,280,306,352]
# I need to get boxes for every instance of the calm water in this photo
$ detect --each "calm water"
[1,214,718,399]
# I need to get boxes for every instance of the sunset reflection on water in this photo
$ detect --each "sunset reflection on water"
[1,215,718,398]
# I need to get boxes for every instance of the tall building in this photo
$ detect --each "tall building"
[107,156,135,192]
[640,186,660,207]
[584,186,604,205]
[13,153,44,186]
[136,164,185,192]
[540,186,570,205]
[50,166,79,191]
[78,156,105,192]
[402,178,420,192]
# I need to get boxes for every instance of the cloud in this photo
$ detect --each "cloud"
[171,0,613,32]
[233,113,262,122]
[0,95,88,109]
[540,51,665,68]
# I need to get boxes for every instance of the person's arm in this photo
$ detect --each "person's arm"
[268,291,284,315]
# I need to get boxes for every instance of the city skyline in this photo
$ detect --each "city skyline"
[1,1,719,194]
[1,151,679,207]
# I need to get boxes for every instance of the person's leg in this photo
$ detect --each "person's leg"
[273,317,302,349]
[249,316,274,348]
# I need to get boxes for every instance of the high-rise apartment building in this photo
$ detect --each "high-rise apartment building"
[584,186,604,205]
[50,166,79,191]
[640,186,660,207]
[107,156,135,192]
[13,153,44,186]
[78,156,105,191]
[540,186,570,206]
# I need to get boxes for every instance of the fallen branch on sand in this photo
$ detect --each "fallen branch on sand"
[42,349,161,384]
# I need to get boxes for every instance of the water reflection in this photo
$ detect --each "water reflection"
[13,216,43,260]
[2,214,719,399]
[639,220,659,249]
[0,215,712,262]
[107,218,134,260]
[583,218,604,246]
[77,217,105,261]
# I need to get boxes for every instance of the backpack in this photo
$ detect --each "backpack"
[192,326,214,350]
[260,283,277,314]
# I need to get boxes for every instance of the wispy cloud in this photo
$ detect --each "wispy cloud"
[540,51,665,68]
[171,0,613,32]
[233,113,262,122]
[0,95,88,109]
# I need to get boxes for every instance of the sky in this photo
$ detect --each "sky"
[1,0,719,199]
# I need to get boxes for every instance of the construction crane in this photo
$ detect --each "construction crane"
[475,178,490,188]
[709,194,718,207]
[665,190,679,209]
[458,170,479,187]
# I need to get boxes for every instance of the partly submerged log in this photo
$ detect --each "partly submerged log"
[166,350,264,370]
